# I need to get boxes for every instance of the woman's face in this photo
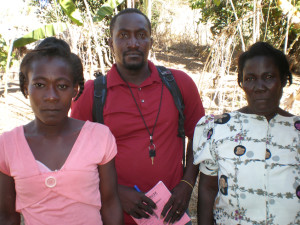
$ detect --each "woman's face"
[25,56,78,125]
[242,56,282,119]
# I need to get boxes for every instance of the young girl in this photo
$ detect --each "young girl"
[0,37,123,225]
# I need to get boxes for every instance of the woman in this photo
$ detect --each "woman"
[0,37,123,224]
[193,42,299,225]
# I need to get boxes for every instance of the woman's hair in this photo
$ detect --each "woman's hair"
[238,42,292,87]
[19,37,84,100]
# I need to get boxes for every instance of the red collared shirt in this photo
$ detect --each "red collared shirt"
[71,61,205,224]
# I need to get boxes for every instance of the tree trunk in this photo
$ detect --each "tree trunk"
[127,0,132,8]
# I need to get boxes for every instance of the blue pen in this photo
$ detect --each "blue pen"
[134,185,159,219]
[134,185,141,193]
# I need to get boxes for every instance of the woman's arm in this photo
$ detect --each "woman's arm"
[197,172,218,225]
[99,159,123,225]
[0,172,20,225]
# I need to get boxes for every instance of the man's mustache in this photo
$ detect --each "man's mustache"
[123,50,144,57]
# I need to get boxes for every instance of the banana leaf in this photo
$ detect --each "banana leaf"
[58,0,83,25]
[93,0,124,22]
[13,23,67,48]
[213,0,221,6]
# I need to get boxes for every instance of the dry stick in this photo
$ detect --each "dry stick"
[83,0,105,75]
[103,45,112,68]
[263,0,272,41]
[198,9,255,88]
[127,0,132,8]
[142,0,152,21]
[203,30,241,113]
[256,0,261,42]
[53,0,61,23]
[276,12,293,50]
[87,33,93,79]
[227,40,241,111]
[253,0,256,43]
[221,37,235,113]
[229,0,245,51]
[284,12,291,54]
[3,39,14,102]
[114,0,118,14]
[198,8,257,106]
[211,39,225,113]
[287,33,300,55]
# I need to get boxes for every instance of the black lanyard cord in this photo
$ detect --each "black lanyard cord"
[120,73,164,165]
[124,81,163,141]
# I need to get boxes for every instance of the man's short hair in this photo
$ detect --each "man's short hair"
[110,8,151,35]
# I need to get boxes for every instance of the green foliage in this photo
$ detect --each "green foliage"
[0,35,15,71]
[58,0,83,25]
[190,0,253,36]
[0,36,8,70]
[189,0,299,51]
[74,0,106,14]
[13,23,68,47]
[14,0,124,48]
[213,0,221,6]
[93,0,125,22]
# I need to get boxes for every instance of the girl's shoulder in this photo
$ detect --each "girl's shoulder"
[0,125,23,142]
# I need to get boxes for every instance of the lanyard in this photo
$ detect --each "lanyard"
[121,76,163,165]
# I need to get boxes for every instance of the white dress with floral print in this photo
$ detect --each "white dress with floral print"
[193,111,300,225]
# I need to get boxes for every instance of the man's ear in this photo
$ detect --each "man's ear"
[150,37,154,49]
[108,37,114,54]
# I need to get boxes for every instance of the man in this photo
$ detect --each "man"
[71,8,205,224]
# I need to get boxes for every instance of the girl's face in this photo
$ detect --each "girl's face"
[242,56,282,120]
[25,56,78,125]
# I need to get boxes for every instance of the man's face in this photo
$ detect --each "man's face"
[110,13,153,71]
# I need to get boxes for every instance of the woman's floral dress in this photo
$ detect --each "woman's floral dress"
[193,111,300,225]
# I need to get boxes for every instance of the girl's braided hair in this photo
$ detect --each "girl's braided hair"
[19,37,84,100]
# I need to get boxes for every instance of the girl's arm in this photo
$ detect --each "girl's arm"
[0,172,20,225]
[197,172,218,225]
[99,159,123,224]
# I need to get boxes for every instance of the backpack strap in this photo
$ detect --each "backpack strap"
[92,67,187,167]
[156,66,186,168]
[92,73,107,123]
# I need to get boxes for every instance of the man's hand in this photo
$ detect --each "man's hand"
[161,181,193,224]
[118,185,157,219]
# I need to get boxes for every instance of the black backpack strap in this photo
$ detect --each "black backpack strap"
[92,74,107,124]
[156,66,186,167]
